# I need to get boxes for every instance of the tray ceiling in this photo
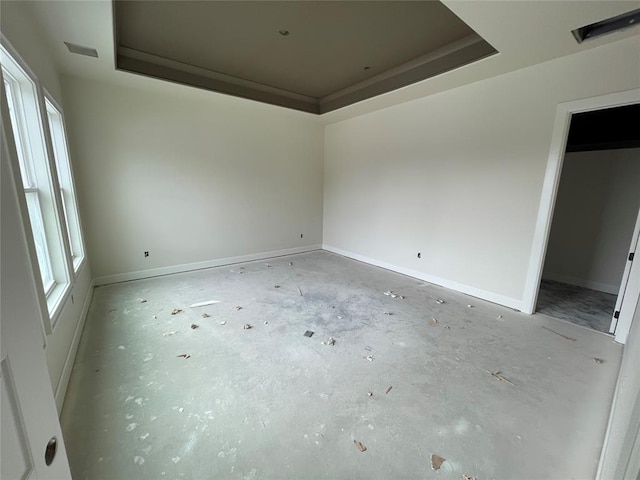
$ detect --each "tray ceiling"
[114,1,497,114]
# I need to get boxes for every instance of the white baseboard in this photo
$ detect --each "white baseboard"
[542,272,619,295]
[93,245,323,285]
[54,278,94,412]
[322,244,527,312]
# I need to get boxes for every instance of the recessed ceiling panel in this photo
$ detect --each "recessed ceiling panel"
[114,1,497,114]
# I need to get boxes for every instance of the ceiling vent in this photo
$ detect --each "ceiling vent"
[64,42,99,58]
[572,8,640,43]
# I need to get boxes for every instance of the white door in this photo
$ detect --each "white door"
[1,81,71,478]
[610,207,640,343]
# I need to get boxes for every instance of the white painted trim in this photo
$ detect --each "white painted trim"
[542,272,619,295]
[615,248,640,345]
[523,89,640,316]
[323,244,526,312]
[93,245,322,285]
[611,207,640,333]
[54,278,93,413]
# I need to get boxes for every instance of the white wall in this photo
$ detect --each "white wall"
[544,148,640,294]
[1,1,93,412]
[61,75,324,282]
[323,36,640,311]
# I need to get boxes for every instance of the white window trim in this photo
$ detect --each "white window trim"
[44,91,87,277]
[1,36,73,332]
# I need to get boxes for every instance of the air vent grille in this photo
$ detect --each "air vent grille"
[572,8,640,43]
[64,42,98,58]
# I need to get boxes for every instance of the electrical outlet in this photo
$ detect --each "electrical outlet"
[417,252,421,258]
[144,251,149,257]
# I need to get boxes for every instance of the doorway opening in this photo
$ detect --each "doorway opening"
[538,104,640,334]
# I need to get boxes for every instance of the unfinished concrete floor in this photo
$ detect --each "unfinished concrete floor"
[61,251,622,479]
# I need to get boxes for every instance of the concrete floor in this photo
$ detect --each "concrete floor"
[61,251,622,479]
[536,280,617,333]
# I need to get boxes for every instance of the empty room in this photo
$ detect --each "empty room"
[1,1,640,479]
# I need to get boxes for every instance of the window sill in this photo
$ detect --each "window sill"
[73,255,86,277]
[47,281,71,331]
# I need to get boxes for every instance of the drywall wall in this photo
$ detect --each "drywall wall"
[0,1,62,103]
[544,148,640,294]
[323,35,640,310]
[1,2,93,413]
[61,75,324,281]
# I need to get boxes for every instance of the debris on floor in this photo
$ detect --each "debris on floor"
[235,306,243,311]
[497,315,503,320]
[384,290,400,298]
[488,370,515,386]
[367,391,373,397]
[171,309,183,315]
[274,285,281,288]
[385,385,393,394]
[467,304,473,308]
[264,321,268,325]
[429,318,439,326]
[201,313,210,318]
[298,286,303,296]
[430,454,445,470]
[265,263,272,268]
[190,324,199,329]
[384,311,393,315]
[366,355,374,362]
[462,475,478,480]
[138,298,147,303]
[152,315,158,319]
[542,326,576,342]
[593,357,605,364]
[243,324,252,330]
[354,440,367,452]
[304,330,314,337]
[163,331,179,337]
[176,354,191,359]
[189,300,221,308]
[289,262,293,266]
[436,299,445,304]
[220,321,226,325]
[322,337,335,346]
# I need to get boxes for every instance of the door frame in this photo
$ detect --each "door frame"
[609,207,640,338]
[522,88,640,342]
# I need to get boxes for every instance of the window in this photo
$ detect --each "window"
[1,43,71,325]
[3,71,56,293]
[45,97,85,272]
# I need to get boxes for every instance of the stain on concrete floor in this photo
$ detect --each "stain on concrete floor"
[61,251,622,479]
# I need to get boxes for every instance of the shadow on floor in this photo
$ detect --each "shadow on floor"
[536,280,616,333]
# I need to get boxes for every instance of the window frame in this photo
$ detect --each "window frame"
[44,92,86,275]
[1,38,73,331]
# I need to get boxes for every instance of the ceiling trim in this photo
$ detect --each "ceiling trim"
[117,46,318,104]
[318,35,496,114]
[115,36,497,115]
[116,54,322,113]
[112,0,497,115]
